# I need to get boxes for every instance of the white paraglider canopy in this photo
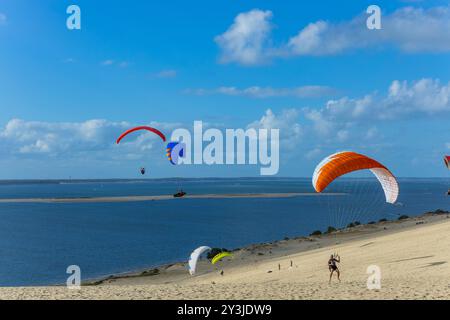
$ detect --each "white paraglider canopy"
[188,246,211,275]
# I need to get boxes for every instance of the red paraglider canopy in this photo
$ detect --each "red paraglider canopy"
[116,126,166,144]
[445,156,450,169]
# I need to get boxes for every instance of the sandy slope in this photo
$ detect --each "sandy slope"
[1,214,450,300]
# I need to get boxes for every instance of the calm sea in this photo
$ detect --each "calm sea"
[0,178,448,286]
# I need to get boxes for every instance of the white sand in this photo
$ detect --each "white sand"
[0,193,340,203]
[1,213,449,299]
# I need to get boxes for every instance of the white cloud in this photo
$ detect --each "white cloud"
[0,13,7,25]
[385,79,450,116]
[305,147,322,160]
[289,6,450,55]
[288,21,337,55]
[247,109,302,148]
[156,70,177,78]
[185,86,336,99]
[217,6,450,64]
[1,119,121,155]
[101,60,114,66]
[215,9,273,65]
[185,85,335,98]
[304,109,333,136]
[118,61,130,68]
[302,78,450,145]
[310,78,450,124]
[365,126,379,140]
[100,60,131,68]
[0,119,177,158]
[20,139,51,154]
[337,129,349,142]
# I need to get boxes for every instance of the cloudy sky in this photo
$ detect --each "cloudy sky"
[0,0,449,179]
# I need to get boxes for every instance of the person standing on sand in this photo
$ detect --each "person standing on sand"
[328,254,341,283]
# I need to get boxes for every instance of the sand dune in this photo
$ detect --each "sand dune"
[1,213,450,299]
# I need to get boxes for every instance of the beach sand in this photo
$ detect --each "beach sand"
[1,212,450,300]
[0,193,339,204]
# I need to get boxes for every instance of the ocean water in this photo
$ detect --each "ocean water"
[0,178,448,286]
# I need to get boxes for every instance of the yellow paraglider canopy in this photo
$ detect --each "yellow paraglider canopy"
[211,252,232,265]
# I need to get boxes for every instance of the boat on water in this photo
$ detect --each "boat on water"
[173,190,187,198]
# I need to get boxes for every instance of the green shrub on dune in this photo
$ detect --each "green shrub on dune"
[207,248,229,260]
[326,226,337,234]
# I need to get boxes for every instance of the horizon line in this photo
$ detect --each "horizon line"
[0,176,446,182]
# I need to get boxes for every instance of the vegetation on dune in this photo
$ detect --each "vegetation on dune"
[207,248,229,260]
[325,226,337,234]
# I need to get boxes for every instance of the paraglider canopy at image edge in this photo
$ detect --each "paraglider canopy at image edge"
[445,156,449,195]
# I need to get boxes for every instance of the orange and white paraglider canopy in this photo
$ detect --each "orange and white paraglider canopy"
[312,151,399,204]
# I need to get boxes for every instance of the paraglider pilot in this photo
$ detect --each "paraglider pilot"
[328,254,341,283]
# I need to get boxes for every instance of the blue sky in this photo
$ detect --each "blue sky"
[0,0,449,178]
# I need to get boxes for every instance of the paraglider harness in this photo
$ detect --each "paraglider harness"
[328,254,340,271]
